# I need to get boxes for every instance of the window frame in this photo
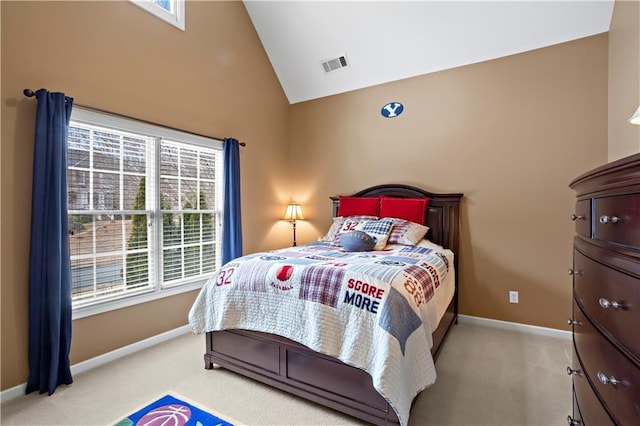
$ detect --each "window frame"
[69,107,223,320]
[131,0,185,31]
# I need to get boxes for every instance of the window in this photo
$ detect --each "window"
[131,0,185,31]
[68,108,222,318]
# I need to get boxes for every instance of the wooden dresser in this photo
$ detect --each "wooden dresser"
[568,153,640,425]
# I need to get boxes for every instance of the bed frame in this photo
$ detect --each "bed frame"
[202,184,463,425]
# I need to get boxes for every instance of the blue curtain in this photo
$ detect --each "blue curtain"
[222,138,243,264]
[26,89,74,395]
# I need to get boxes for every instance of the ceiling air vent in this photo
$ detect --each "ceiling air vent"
[321,55,349,74]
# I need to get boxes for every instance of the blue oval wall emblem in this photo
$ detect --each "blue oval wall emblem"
[381,102,404,118]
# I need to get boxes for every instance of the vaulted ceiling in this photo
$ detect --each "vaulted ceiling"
[243,1,615,104]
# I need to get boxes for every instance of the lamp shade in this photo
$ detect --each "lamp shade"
[283,203,304,221]
[630,106,640,125]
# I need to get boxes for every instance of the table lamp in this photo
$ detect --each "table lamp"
[283,203,304,246]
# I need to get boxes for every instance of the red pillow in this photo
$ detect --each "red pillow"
[379,197,429,224]
[337,196,380,217]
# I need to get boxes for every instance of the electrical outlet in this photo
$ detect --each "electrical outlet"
[509,291,519,304]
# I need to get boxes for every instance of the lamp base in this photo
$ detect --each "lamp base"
[292,221,297,247]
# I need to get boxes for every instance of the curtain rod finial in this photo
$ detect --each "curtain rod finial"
[23,88,36,97]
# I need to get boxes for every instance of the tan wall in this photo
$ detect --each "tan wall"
[608,0,640,161]
[289,34,609,330]
[1,1,290,390]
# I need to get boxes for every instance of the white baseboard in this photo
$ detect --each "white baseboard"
[458,314,572,340]
[0,384,26,404]
[0,325,191,404]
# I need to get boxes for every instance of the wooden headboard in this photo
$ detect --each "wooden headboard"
[330,184,463,262]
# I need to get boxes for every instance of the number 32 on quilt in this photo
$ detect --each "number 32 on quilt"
[215,268,234,286]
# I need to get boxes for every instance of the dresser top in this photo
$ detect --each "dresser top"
[570,152,640,197]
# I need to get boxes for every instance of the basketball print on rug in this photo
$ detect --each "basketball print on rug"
[115,394,234,426]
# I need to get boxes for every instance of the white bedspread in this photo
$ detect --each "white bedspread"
[188,241,454,426]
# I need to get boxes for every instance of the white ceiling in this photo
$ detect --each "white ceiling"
[243,1,615,104]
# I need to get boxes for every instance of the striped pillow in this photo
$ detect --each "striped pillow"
[388,218,430,246]
[319,215,378,242]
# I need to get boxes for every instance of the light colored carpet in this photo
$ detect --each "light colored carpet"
[0,322,572,425]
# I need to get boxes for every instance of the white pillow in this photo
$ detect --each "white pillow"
[388,218,430,246]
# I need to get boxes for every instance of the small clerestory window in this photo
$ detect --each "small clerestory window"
[131,0,185,31]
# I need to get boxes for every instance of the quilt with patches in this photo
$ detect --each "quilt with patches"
[188,241,453,426]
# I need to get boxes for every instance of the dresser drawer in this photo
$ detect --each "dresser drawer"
[573,250,640,360]
[593,194,640,247]
[574,303,640,424]
[573,199,592,238]
[571,391,584,426]
[571,340,614,426]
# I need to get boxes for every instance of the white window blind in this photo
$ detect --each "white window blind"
[68,108,222,315]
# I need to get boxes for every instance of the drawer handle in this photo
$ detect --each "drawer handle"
[599,298,622,309]
[570,214,584,221]
[567,415,582,426]
[599,215,619,224]
[568,269,582,276]
[567,318,582,326]
[597,371,621,386]
[567,366,581,376]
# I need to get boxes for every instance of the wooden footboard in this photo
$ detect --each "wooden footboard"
[203,298,456,426]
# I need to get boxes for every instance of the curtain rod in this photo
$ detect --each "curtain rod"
[23,88,246,147]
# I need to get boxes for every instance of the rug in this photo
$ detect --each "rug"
[115,393,235,426]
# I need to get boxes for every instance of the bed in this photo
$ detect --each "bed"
[189,184,463,426]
